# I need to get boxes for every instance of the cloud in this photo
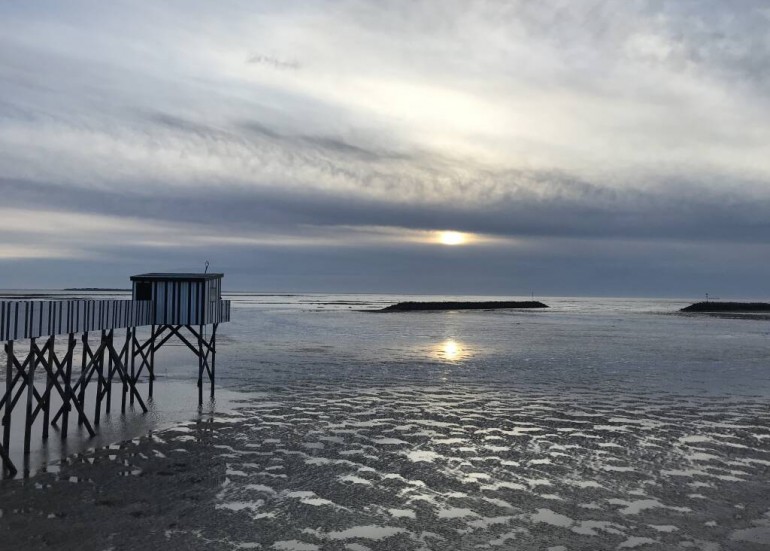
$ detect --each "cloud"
[0,1,769,293]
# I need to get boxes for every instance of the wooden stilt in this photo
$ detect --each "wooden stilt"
[41,336,55,440]
[210,324,217,398]
[61,334,75,438]
[23,339,37,455]
[0,430,15,477]
[2,341,18,477]
[122,331,130,384]
[94,332,106,426]
[78,333,88,426]
[115,332,126,413]
[33,337,95,440]
[197,325,204,406]
[129,328,136,406]
[105,328,117,414]
[149,324,156,398]
[106,338,147,414]
[131,333,146,395]
[52,336,100,428]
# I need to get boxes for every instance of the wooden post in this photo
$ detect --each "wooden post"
[2,341,17,477]
[210,323,217,398]
[149,324,156,398]
[94,331,106,425]
[129,328,136,406]
[41,335,55,440]
[78,332,88,426]
[105,328,116,414]
[197,325,204,406]
[3,341,13,453]
[115,332,128,414]
[106,337,147,414]
[61,334,75,438]
[121,328,129,406]
[23,338,37,455]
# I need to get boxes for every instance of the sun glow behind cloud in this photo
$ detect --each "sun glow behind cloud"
[437,231,469,246]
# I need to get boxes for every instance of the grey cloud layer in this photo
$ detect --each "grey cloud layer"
[0,1,769,294]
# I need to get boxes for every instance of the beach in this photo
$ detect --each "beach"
[1,294,770,550]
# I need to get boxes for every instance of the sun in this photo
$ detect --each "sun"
[437,231,467,246]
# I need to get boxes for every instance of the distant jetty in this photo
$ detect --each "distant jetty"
[680,301,770,313]
[378,301,549,312]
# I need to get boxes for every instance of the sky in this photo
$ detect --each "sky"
[1,1,769,296]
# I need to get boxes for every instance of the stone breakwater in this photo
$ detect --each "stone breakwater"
[680,302,770,313]
[378,301,549,312]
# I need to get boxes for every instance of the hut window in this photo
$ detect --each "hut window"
[136,281,152,301]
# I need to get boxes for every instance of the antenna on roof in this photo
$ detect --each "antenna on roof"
[204,260,210,274]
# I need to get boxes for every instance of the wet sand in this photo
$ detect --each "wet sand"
[1,385,769,550]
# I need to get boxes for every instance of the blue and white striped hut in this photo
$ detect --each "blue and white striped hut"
[130,272,230,326]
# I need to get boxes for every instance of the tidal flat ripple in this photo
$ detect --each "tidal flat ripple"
[2,384,769,550]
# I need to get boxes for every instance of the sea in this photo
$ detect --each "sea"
[1,292,769,550]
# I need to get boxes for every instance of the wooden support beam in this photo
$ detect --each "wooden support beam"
[94,331,107,425]
[131,330,152,383]
[149,324,156,398]
[36,340,96,439]
[210,323,217,399]
[105,338,147,414]
[61,334,75,439]
[197,325,204,406]
[41,335,55,440]
[4,352,42,412]
[150,324,219,405]
[153,326,175,352]
[52,333,103,427]
[77,332,89,426]
[0,432,15,477]
[112,331,128,414]
[31,338,72,425]
[129,328,135,407]
[43,337,97,438]
[105,331,114,415]
[167,325,201,357]
[23,338,38,455]
[2,341,18,477]
[51,333,95,425]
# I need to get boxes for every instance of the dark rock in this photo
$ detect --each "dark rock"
[377,300,549,312]
[680,301,770,313]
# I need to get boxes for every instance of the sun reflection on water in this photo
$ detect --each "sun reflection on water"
[433,339,471,362]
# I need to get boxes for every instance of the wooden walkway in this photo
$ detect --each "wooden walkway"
[0,281,230,477]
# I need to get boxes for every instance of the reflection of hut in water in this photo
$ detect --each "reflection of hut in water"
[0,272,231,477]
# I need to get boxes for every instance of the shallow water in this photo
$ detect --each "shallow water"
[1,293,769,549]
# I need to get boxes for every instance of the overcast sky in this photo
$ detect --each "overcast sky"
[1,1,769,296]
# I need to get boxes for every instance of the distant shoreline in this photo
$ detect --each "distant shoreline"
[62,288,130,292]
[375,300,549,312]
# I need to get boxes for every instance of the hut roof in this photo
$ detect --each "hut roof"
[130,273,223,282]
